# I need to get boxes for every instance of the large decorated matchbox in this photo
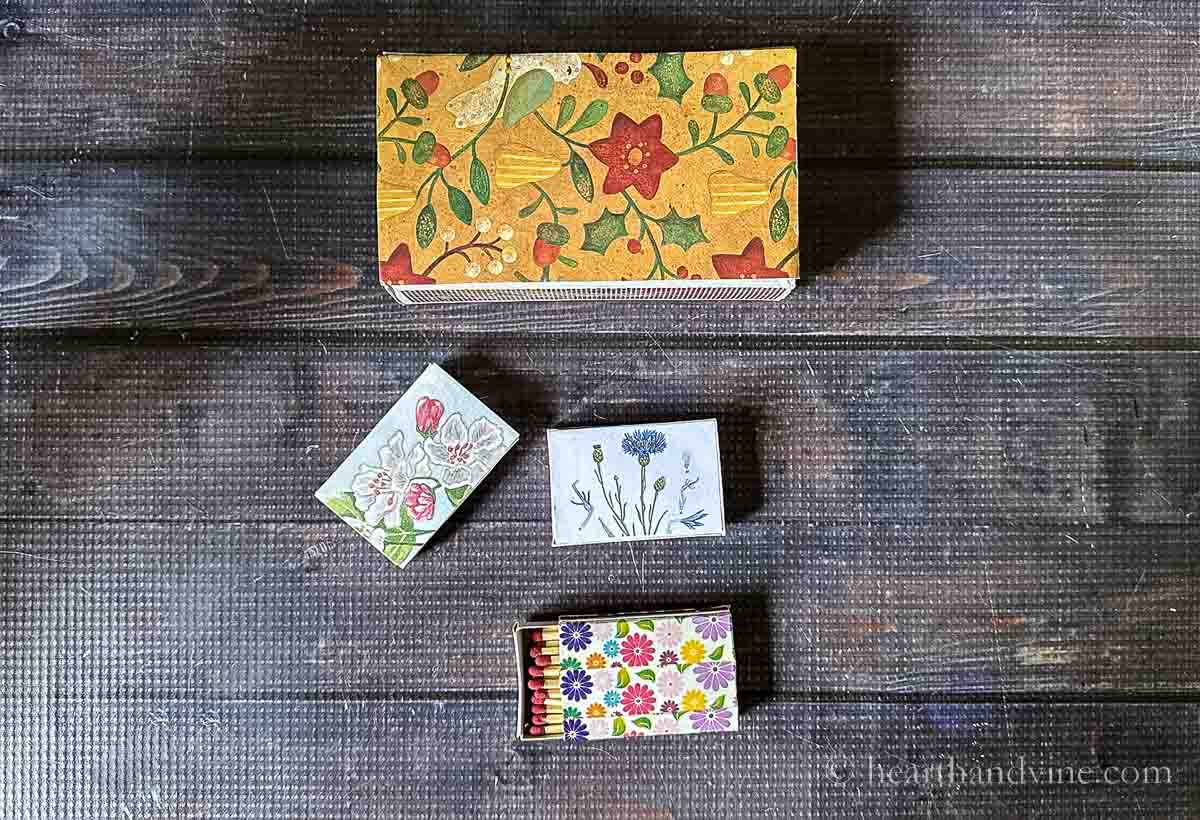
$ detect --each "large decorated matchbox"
[315,364,517,568]
[513,607,739,742]
[547,419,725,546]
[376,49,798,302]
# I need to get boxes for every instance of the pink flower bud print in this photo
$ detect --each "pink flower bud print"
[415,396,444,435]
[404,482,436,521]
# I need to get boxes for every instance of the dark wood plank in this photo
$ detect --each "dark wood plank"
[4,162,1199,336]
[2,699,1196,817]
[4,518,1197,697]
[5,338,1198,527]
[7,1,1200,164]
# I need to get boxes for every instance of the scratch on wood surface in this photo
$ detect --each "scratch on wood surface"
[0,550,66,563]
[261,185,293,260]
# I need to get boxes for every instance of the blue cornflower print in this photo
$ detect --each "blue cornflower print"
[561,669,594,702]
[621,429,668,464]
[560,622,593,652]
[563,718,588,742]
[603,639,620,658]
[603,690,621,708]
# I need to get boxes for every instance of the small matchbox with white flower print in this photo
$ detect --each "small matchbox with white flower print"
[513,607,739,742]
[315,363,518,568]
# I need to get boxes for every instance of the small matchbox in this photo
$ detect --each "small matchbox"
[547,419,725,546]
[315,363,517,568]
[513,607,739,742]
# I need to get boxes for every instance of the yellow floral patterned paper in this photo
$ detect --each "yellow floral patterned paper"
[376,49,798,290]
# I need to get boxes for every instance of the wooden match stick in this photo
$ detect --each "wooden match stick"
[533,653,558,667]
[531,690,562,705]
[531,703,563,715]
[529,646,560,660]
[528,665,561,678]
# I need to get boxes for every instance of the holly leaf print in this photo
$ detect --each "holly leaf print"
[581,208,628,254]
[612,716,626,736]
[633,717,653,730]
[617,667,631,688]
[635,619,656,631]
[636,669,656,682]
[323,493,361,521]
[648,52,693,104]
[659,208,708,251]
[503,68,555,127]
[708,645,725,661]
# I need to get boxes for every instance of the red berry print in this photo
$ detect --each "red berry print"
[627,239,642,254]
[615,61,629,75]
[676,265,689,278]
[630,70,644,84]
[431,143,451,167]
[629,52,642,63]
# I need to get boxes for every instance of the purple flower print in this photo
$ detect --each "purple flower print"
[693,660,737,691]
[690,707,733,732]
[660,699,679,714]
[560,622,593,652]
[658,649,679,667]
[693,613,731,642]
[561,669,594,702]
[563,718,588,742]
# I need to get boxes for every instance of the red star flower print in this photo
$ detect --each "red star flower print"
[711,237,790,279]
[379,243,435,286]
[588,113,679,199]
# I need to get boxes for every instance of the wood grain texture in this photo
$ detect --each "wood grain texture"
[4,162,1199,335]
[2,700,1197,818]
[3,518,1197,698]
[4,339,1198,526]
[6,1,1200,164]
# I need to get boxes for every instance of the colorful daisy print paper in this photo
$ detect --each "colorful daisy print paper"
[375,49,798,301]
[547,419,725,546]
[315,363,518,568]
[556,609,738,741]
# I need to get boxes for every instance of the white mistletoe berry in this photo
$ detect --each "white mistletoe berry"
[476,217,492,233]
[487,260,504,275]
[464,262,481,278]
[501,247,517,263]
[498,224,514,241]
[440,229,456,243]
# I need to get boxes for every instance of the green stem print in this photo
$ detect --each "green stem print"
[534,110,591,150]
[377,100,412,139]
[677,93,763,159]
[594,459,632,537]
[409,67,513,249]
[621,192,672,280]
[418,231,503,278]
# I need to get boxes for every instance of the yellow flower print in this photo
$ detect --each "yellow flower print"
[680,639,705,665]
[586,653,607,669]
[586,703,607,718]
[681,690,706,713]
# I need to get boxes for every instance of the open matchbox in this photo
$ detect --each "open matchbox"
[513,607,739,742]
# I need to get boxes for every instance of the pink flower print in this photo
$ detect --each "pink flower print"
[656,667,683,699]
[655,714,682,735]
[415,396,444,436]
[620,683,656,716]
[404,482,436,521]
[591,621,617,643]
[589,668,616,691]
[656,620,683,649]
[620,633,655,667]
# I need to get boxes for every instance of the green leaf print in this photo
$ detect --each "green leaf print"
[711,695,726,709]
[659,208,708,251]
[323,493,361,520]
[636,669,656,682]
[445,484,471,508]
[633,717,652,730]
[615,620,631,638]
[469,156,491,205]
[648,53,693,104]
[580,208,628,254]
[617,667,631,688]
[555,95,577,129]
[446,184,474,224]
[769,198,790,242]
[635,619,656,631]
[459,54,493,71]
[566,100,609,134]
[503,68,555,127]
[612,716,626,736]
[415,204,437,249]
[708,645,724,661]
